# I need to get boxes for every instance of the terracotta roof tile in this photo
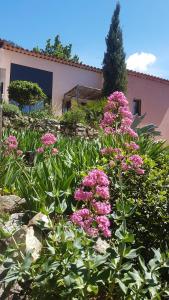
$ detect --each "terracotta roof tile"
[128,69,169,85]
[1,39,169,85]
[0,39,102,73]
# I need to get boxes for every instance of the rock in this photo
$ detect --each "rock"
[28,212,49,228]
[0,213,42,262]
[0,196,26,214]
[3,213,24,233]
[26,226,42,261]
[0,213,25,255]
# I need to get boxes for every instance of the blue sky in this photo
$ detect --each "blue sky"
[1,0,169,78]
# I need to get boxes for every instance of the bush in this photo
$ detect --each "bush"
[61,106,85,126]
[83,99,106,127]
[8,80,47,107]
[61,98,106,127]
[2,102,22,117]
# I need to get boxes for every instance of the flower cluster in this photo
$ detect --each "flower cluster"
[100,92,144,175]
[101,143,144,175]
[41,133,57,146]
[4,135,23,157]
[71,169,111,238]
[36,133,58,156]
[100,91,138,138]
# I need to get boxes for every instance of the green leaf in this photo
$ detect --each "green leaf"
[116,279,128,294]
[87,284,98,295]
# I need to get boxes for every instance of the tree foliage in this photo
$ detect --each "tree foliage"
[102,2,127,96]
[33,35,80,63]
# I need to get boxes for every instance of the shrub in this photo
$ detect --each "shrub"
[83,99,106,127]
[8,80,47,107]
[2,102,22,117]
[62,98,106,127]
[61,106,85,126]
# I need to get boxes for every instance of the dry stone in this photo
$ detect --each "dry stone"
[0,196,26,214]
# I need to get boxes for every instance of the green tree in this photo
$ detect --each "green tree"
[33,35,80,63]
[102,2,127,96]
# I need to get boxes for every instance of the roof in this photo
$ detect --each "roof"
[64,85,101,100]
[128,69,169,85]
[0,39,101,74]
[1,39,169,85]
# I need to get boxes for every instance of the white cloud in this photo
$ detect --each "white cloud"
[126,52,157,72]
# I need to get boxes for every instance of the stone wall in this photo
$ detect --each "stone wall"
[2,114,98,138]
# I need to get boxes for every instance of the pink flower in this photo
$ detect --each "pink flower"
[8,143,18,150]
[74,189,93,201]
[100,147,113,156]
[126,127,138,138]
[70,212,83,226]
[119,107,133,119]
[85,227,99,237]
[125,142,139,151]
[115,154,124,161]
[112,148,122,154]
[41,133,57,146]
[36,147,44,153]
[129,154,143,168]
[136,168,145,175]
[5,135,18,150]
[52,148,59,155]
[96,186,110,200]
[104,101,116,111]
[108,91,128,106]
[121,162,130,171]
[96,215,110,228]
[82,169,109,187]
[92,201,111,215]
[102,228,111,238]
[77,208,90,217]
[5,135,17,143]
[96,216,111,237]
[16,150,23,156]
[121,117,133,127]
[104,127,115,135]
[102,112,116,125]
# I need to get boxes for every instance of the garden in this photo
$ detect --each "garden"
[0,90,169,299]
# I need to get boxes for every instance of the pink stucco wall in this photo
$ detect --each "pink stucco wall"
[0,48,102,114]
[127,73,169,141]
[1,46,169,140]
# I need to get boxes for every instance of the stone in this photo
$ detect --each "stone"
[0,196,26,214]
[0,213,25,255]
[28,212,49,227]
[0,213,42,262]
[25,226,42,261]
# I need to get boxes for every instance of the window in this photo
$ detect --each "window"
[0,82,3,95]
[133,99,141,116]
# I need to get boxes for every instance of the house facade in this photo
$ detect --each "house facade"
[1,39,169,140]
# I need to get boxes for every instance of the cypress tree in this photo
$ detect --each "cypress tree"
[102,2,127,96]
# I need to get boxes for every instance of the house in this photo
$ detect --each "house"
[1,39,169,140]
